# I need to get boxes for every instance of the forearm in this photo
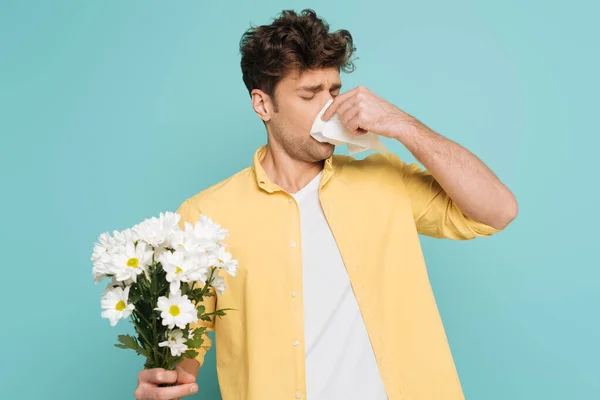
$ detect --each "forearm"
[392,120,518,230]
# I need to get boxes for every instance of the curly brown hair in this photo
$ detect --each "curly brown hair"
[239,9,357,111]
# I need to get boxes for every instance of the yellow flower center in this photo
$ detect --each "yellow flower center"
[169,305,181,316]
[175,266,183,274]
[170,337,177,342]
[127,258,139,268]
[115,300,126,311]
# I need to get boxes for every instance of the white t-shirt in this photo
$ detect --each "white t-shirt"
[290,171,388,400]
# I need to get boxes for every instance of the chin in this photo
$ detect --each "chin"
[299,140,334,162]
[315,142,335,160]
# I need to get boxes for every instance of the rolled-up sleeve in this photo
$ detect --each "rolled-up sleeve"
[384,153,501,240]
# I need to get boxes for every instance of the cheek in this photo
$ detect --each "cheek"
[296,110,314,133]
[284,102,319,135]
[298,102,323,131]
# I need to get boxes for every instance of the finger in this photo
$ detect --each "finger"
[346,112,367,135]
[324,85,369,120]
[321,88,358,121]
[339,104,360,128]
[154,383,198,400]
[139,368,178,385]
[335,97,359,123]
[176,371,196,385]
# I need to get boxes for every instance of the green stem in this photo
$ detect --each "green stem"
[132,313,152,345]
[198,267,217,298]
[135,308,153,333]
[150,264,161,367]
[132,311,160,366]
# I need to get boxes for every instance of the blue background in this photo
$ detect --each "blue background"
[1,1,598,399]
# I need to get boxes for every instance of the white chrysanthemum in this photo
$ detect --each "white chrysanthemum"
[214,246,238,276]
[155,292,198,329]
[158,329,188,357]
[168,222,202,253]
[101,285,135,327]
[200,215,228,241]
[159,250,209,294]
[211,274,226,296]
[133,212,181,248]
[101,276,127,297]
[92,260,112,284]
[110,241,153,283]
[205,249,219,269]
[92,232,116,283]
[112,228,139,247]
[191,216,227,252]
[91,232,114,262]
[160,211,181,230]
[191,251,215,279]
[152,244,169,260]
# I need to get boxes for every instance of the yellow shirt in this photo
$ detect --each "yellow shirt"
[177,145,501,400]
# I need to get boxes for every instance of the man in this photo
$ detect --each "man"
[134,8,517,400]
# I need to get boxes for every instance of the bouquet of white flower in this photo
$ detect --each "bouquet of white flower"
[91,211,237,377]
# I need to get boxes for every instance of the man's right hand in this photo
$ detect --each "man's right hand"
[134,366,198,400]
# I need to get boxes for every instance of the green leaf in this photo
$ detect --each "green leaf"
[193,327,207,337]
[114,334,152,358]
[184,349,199,359]
[137,343,152,359]
[129,292,141,304]
[186,334,205,349]
[165,355,185,371]
[204,308,236,319]
[196,305,205,318]
[185,327,207,348]
[116,334,139,351]
[187,288,207,302]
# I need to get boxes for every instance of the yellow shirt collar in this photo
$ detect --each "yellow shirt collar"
[251,144,335,193]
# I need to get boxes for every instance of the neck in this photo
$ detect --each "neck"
[260,143,324,194]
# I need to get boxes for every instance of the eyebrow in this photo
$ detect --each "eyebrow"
[296,83,342,92]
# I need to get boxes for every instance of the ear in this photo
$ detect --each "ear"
[251,89,275,122]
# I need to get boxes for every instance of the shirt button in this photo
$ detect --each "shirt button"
[293,340,300,347]
[290,241,297,248]
[295,393,301,399]
[292,291,297,298]
[288,198,293,203]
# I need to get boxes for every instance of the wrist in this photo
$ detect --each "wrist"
[179,357,200,378]
[389,116,421,144]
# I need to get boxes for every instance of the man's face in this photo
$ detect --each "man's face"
[265,67,342,162]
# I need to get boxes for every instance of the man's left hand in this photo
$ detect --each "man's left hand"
[320,85,418,140]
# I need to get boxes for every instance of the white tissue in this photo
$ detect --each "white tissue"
[309,99,389,155]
